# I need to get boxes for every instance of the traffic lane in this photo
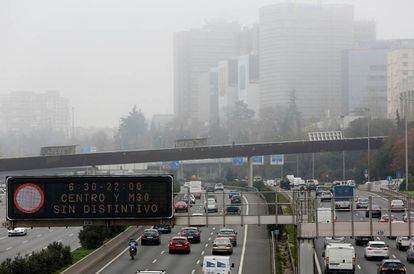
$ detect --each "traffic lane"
[0,226,81,262]
[100,192,245,274]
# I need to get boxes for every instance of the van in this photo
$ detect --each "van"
[317,207,336,223]
[202,256,234,274]
[322,243,355,274]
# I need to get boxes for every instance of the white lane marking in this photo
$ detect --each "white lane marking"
[377,237,381,240]
[201,250,205,255]
[152,259,157,264]
[205,243,208,248]
[196,259,200,264]
[210,232,214,236]
[68,233,74,237]
[161,250,165,255]
[6,246,12,251]
[191,270,195,274]
[238,195,250,274]
[22,240,28,244]
[392,254,396,259]
[360,218,364,221]
[213,227,216,230]
[36,234,42,238]
[208,237,211,241]
[357,265,361,270]
[95,236,142,274]
[50,229,54,232]
[0,236,7,241]
[355,213,359,216]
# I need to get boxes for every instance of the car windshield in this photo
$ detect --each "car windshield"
[144,231,157,236]
[370,243,385,248]
[383,262,403,268]
[215,238,230,244]
[172,238,186,244]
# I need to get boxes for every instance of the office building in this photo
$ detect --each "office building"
[0,91,71,135]
[259,3,354,119]
[387,48,414,118]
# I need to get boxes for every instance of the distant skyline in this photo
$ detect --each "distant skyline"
[1,0,413,127]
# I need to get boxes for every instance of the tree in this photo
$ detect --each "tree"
[258,106,285,142]
[223,101,256,143]
[116,105,147,149]
[280,89,302,140]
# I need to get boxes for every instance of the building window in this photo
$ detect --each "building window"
[239,65,246,90]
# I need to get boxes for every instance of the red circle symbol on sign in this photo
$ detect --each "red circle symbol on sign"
[14,183,45,214]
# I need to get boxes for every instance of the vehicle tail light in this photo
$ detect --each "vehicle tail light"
[325,256,329,264]
[227,244,232,247]
[384,247,388,250]
[352,257,355,264]
[381,268,387,272]
[367,247,372,250]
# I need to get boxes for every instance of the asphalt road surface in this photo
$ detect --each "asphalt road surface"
[0,193,81,262]
[315,189,414,273]
[96,190,272,274]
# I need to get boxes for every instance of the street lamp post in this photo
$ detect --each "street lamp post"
[367,111,371,182]
[401,94,414,191]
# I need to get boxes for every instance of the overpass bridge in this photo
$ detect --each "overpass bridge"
[0,137,384,172]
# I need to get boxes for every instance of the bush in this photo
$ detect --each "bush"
[0,242,73,274]
[79,225,126,249]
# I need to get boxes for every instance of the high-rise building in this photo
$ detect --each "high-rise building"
[173,22,241,123]
[353,20,376,44]
[259,3,354,119]
[0,91,71,135]
[387,48,414,118]
[342,40,414,118]
[238,54,259,116]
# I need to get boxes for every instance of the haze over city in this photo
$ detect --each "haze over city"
[1,0,414,127]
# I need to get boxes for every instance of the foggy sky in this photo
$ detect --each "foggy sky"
[1,0,413,127]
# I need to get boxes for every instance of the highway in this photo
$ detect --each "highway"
[96,190,272,274]
[0,193,81,262]
[315,189,414,273]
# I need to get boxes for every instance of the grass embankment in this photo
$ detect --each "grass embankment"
[55,247,95,273]
[402,191,414,197]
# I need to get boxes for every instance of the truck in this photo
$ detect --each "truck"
[286,175,306,190]
[322,243,355,274]
[317,207,336,223]
[202,256,234,274]
[334,185,354,210]
[189,180,202,199]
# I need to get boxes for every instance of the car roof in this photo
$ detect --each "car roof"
[214,237,231,242]
[183,227,198,230]
[382,259,402,263]
[171,236,187,240]
[219,228,235,232]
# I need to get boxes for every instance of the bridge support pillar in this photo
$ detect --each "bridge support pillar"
[248,156,253,188]
[298,238,314,274]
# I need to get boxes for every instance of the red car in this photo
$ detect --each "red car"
[379,214,396,223]
[175,201,188,213]
[168,236,191,254]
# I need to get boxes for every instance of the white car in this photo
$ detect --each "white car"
[396,236,412,251]
[390,199,405,212]
[364,241,389,259]
[214,183,224,192]
[8,227,27,237]
[324,236,345,247]
[205,198,218,213]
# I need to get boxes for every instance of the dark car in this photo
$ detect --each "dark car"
[153,224,172,234]
[175,201,188,213]
[228,191,240,199]
[366,205,382,218]
[231,195,242,205]
[141,229,161,245]
[205,185,215,192]
[377,259,406,274]
[168,236,191,254]
[355,236,374,246]
[225,205,241,215]
[180,227,201,243]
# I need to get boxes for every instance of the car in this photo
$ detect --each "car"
[407,241,414,263]
[403,211,414,222]
[207,193,217,202]
[377,259,406,274]
[324,236,345,247]
[230,195,242,205]
[356,198,369,209]
[228,191,240,199]
[379,214,396,223]
[390,199,405,212]
[225,205,241,215]
[174,201,189,213]
[141,229,161,245]
[8,227,27,237]
[168,236,191,254]
[183,193,196,204]
[364,241,389,260]
[212,237,233,255]
[322,243,355,274]
[396,236,412,251]
[319,191,333,202]
[217,228,237,246]
[205,185,215,192]
[204,198,218,213]
[366,205,382,218]
[355,236,374,246]
[153,224,172,234]
[214,183,224,192]
[136,271,166,274]
[180,227,201,243]
[191,213,206,227]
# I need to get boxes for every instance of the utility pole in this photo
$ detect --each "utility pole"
[367,110,371,182]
